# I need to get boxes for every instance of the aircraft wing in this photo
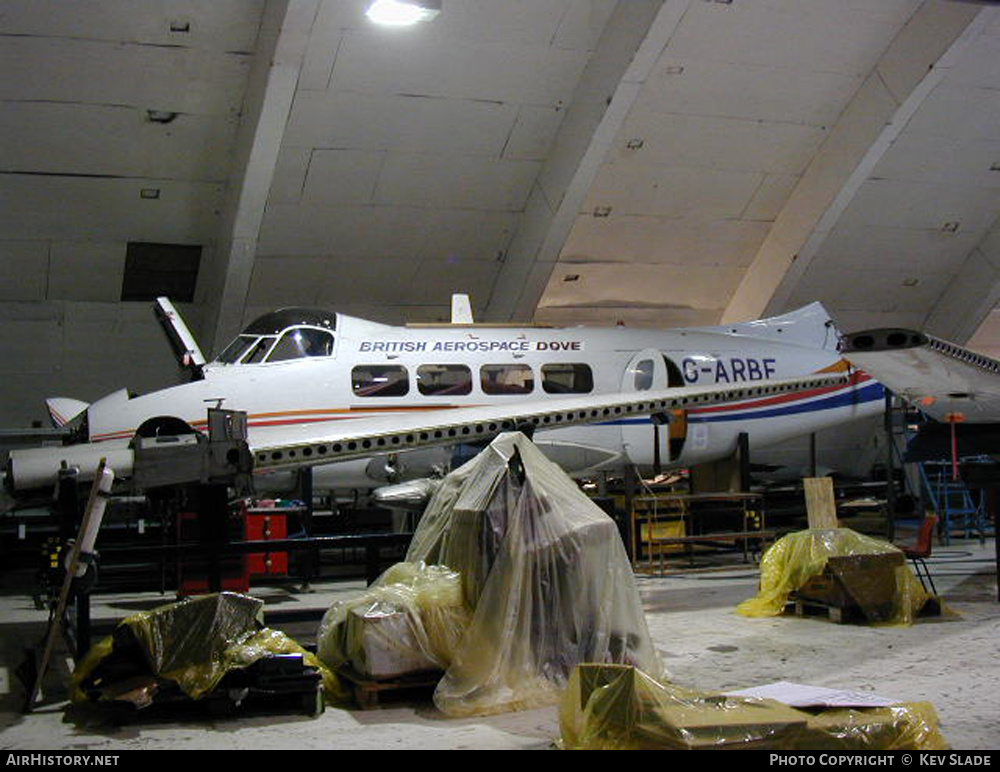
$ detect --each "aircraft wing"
[242,372,850,474]
[6,372,849,492]
[840,328,1000,423]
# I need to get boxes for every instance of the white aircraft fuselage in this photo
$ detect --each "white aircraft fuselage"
[34,301,883,492]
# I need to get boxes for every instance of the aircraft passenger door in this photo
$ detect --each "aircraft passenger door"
[620,350,686,472]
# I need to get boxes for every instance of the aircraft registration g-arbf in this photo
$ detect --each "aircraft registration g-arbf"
[5,296,881,498]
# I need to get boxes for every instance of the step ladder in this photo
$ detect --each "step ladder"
[918,461,988,544]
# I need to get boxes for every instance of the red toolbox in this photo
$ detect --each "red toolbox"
[245,505,289,578]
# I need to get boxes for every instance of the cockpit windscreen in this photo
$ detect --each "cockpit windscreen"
[215,328,334,364]
[268,328,335,361]
[215,308,337,365]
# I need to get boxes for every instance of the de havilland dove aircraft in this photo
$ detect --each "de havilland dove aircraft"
[5,296,882,499]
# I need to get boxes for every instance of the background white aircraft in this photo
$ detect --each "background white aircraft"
[841,328,1000,425]
[841,327,1000,467]
[6,297,878,497]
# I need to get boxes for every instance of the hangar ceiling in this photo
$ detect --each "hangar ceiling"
[2,0,1000,425]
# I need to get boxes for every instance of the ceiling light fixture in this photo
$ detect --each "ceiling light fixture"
[366,0,441,26]
[146,109,178,124]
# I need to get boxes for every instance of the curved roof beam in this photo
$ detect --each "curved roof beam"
[484,0,680,322]
[201,0,319,356]
[723,0,984,326]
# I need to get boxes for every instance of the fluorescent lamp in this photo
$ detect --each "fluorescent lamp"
[366,0,441,26]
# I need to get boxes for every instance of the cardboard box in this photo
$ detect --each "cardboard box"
[570,664,809,750]
[347,607,438,680]
[643,697,809,749]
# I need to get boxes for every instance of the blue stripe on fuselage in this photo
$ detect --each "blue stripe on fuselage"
[608,382,885,426]
[688,381,885,423]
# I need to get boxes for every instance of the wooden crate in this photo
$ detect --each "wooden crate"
[794,552,905,623]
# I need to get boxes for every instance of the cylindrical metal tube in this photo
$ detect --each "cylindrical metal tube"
[7,440,133,492]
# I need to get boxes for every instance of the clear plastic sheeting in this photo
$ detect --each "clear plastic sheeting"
[404,432,663,716]
[736,528,935,625]
[316,562,472,680]
[558,665,950,750]
[72,592,344,703]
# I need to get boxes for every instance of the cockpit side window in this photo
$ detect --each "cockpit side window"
[267,327,335,362]
[243,336,276,364]
[216,335,258,364]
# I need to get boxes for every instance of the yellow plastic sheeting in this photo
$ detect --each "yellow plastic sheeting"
[406,432,664,717]
[558,665,949,751]
[736,528,933,625]
[70,636,115,703]
[186,627,344,702]
[72,592,345,703]
[122,592,264,682]
[316,562,472,679]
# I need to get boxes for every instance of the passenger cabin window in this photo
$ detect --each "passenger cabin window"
[633,359,654,391]
[542,363,593,394]
[267,327,334,362]
[481,364,534,395]
[417,364,472,396]
[352,365,409,397]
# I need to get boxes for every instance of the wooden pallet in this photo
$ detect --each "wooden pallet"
[786,598,864,625]
[336,666,442,710]
[788,595,942,625]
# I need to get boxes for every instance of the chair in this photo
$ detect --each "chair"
[899,515,938,595]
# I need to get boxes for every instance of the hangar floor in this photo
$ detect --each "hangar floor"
[0,532,996,751]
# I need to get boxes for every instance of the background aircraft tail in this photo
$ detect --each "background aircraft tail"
[46,397,89,428]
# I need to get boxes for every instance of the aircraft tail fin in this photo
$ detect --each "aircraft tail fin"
[690,303,840,351]
[451,293,474,324]
[46,397,89,428]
